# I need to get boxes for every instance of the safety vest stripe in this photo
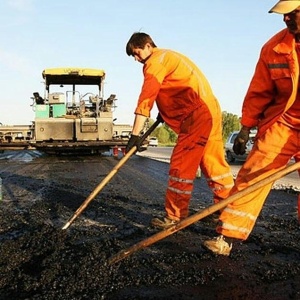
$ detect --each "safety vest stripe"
[267,63,289,69]
[208,172,232,182]
[221,222,251,234]
[169,175,194,184]
[224,207,257,221]
[167,186,192,195]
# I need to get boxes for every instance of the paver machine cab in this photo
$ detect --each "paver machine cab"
[31,67,126,154]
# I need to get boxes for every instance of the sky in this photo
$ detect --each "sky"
[0,0,285,126]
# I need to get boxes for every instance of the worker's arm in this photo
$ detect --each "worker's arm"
[131,114,148,135]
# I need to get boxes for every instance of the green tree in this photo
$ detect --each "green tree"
[222,111,240,142]
[162,123,177,143]
[155,126,170,143]
[147,118,177,145]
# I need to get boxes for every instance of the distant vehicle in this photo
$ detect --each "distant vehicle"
[148,137,158,147]
[225,130,257,162]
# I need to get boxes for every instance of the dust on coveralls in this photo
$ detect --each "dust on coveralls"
[134,48,234,221]
[217,28,300,240]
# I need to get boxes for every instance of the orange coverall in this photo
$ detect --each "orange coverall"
[217,28,300,240]
[135,48,234,221]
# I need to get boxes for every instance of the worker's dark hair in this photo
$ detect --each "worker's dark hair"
[126,32,157,56]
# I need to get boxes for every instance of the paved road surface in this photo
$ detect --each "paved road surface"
[138,146,300,191]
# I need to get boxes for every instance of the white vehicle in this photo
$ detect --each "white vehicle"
[148,137,158,147]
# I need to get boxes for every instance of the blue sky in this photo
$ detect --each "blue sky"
[0,0,285,126]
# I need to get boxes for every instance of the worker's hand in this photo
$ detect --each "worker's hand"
[126,134,142,153]
[233,127,251,155]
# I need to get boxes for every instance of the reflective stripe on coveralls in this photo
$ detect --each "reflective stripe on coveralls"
[168,176,193,195]
[168,186,192,195]
[208,172,234,192]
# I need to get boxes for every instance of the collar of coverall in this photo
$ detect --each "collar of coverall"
[140,47,157,64]
[269,0,300,14]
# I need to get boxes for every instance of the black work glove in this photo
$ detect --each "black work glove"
[233,127,251,155]
[126,134,142,153]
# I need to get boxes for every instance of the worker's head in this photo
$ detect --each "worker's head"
[126,32,157,64]
[269,0,300,36]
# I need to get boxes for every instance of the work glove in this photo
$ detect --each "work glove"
[125,134,142,153]
[233,127,251,155]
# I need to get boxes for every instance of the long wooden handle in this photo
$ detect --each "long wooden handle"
[61,146,137,230]
[108,161,300,264]
[62,118,162,230]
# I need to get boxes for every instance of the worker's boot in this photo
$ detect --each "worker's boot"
[203,235,233,256]
[151,216,178,229]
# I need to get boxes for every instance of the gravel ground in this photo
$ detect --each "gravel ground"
[0,150,299,300]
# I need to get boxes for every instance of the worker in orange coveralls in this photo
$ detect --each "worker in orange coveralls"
[204,0,300,256]
[125,32,234,228]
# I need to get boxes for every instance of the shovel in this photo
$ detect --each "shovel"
[108,161,300,264]
[62,117,162,230]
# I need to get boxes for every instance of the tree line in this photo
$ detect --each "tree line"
[148,111,241,145]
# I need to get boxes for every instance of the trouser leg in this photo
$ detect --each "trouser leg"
[217,122,297,240]
[165,107,211,220]
[200,137,234,203]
